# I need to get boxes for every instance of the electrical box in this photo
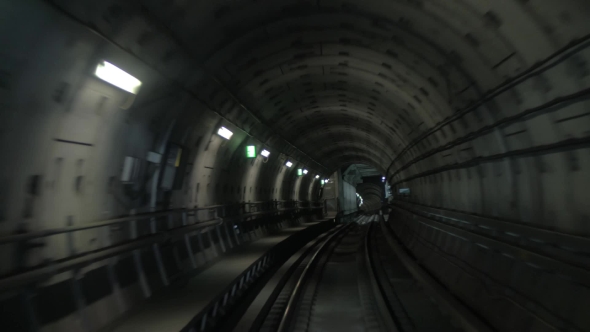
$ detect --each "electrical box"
[160,143,189,191]
[121,156,141,183]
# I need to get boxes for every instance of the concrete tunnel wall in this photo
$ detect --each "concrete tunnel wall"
[0,0,324,262]
[1,0,590,330]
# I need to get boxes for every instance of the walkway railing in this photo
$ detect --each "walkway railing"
[0,200,324,293]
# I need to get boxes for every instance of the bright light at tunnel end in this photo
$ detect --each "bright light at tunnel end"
[285,161,293,167]
[217,126,233,140]
[95,61,142,94]
[260,149,270,157]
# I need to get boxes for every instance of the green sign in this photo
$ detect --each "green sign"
[297,168,303,176]
[246,145,256,158]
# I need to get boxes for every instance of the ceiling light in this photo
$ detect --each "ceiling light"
[285,161,293,167]
[303,169,308,174]
[315,175,319,179]
[95,61,142,94]
[217,126,233,140]
[260,149,270,157]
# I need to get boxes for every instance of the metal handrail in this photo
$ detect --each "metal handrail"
[0,200,324,291]
[0,219,222,292]
[0,200,323,245]
[0,209,191,245]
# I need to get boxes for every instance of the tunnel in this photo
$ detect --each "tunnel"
[1,0,590,331]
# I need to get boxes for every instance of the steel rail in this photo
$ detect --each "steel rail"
[276,223,352,332]
[0,200,322,245]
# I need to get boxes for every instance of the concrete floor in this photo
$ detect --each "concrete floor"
[107,224,316,332]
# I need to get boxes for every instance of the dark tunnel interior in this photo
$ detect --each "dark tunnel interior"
[1,0,590,331]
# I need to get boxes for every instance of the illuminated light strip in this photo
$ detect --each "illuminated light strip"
[217,127,233,140]
[95,61,142,94]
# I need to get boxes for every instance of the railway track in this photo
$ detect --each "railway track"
[367,218,463,332]
[245,214,461,332]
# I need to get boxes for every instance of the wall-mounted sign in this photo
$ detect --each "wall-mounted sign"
[246,145,256,158]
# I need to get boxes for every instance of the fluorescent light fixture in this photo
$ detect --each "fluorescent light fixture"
[285,161,293,167]
[297,169,303,176]
[303,169,308,174]
[95,61,142,94]
[315,175,320,179]
[260,149,270,157]
[246,145,256,158]
[217,126,233,140]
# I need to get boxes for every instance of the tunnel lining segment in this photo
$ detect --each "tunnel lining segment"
[44,0,330,175]
[385,34,590,179]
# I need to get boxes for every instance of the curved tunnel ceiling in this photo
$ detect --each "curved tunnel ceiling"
[49,0,590,181]
[160,0,588,176]
[206,10,454,171]
[141,0,530,173]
